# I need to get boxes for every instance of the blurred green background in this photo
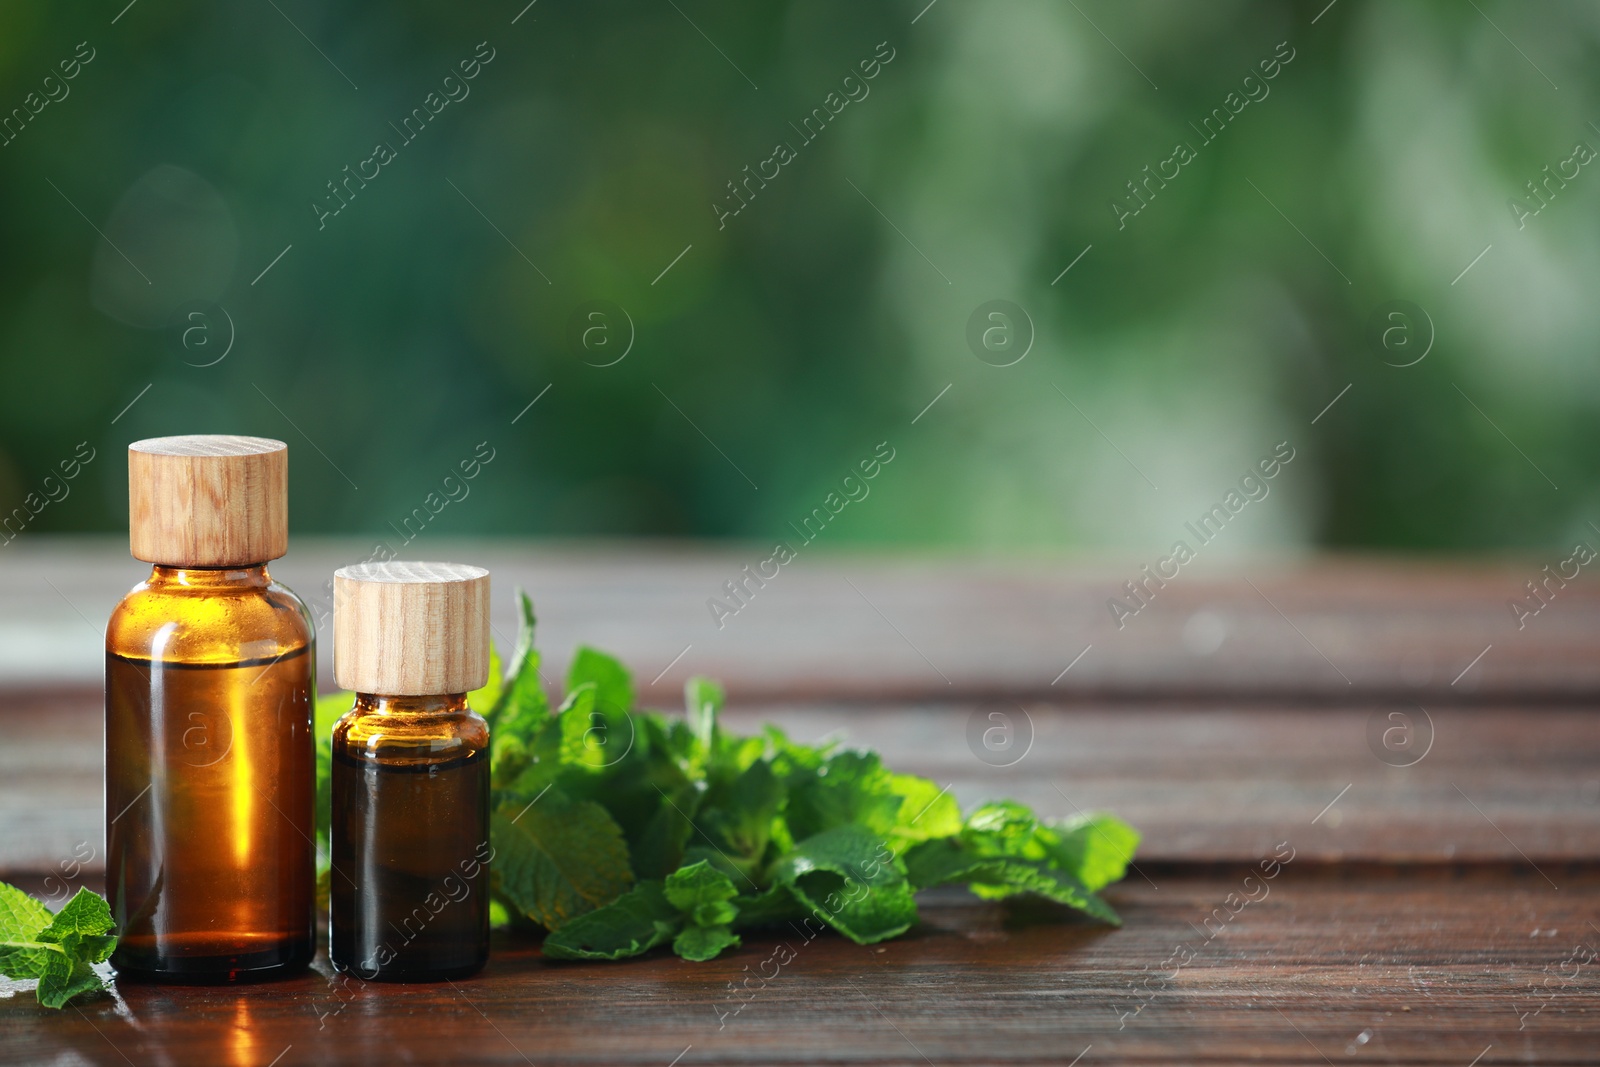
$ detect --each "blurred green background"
[0,0,1594,553]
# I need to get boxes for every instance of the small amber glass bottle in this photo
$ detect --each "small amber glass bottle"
[106,435,315,982]
[329,561,492,982]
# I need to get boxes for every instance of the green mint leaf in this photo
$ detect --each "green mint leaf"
[771,825,916,944]
[567,646,634,716]
[0,883,117,1007]
[662,717,702,767]
[967,859,1122,926]
[902,838,1121,925]
[685,676,723,753]
[315,742,332,863]
[489,591,550,786]
[1045,814,1141,892]
[469,641,504,715]
[887,773,961,845]
[765,725,835,772]
[555,683,633,773]
[556,683,599,765]
[660,861,742,960]
[597,714,699,880]
[785,750,903,842]
[491,790,634,931]
[955,801,1137,896]
[673,923,740,962]
[504,589,539,688]
[0,940,68,981]
[39,889,118,965]
[902,838,990,890]
[730,885,802,931]
[541,881,680,960]
[312,691,350,859]
[664,860,739,916]
[37,889,118,970]
[0,882,52,942]
[37,958,105,1010]
[41,888,115,942]
[962,800,1043,855]
[692,759,783,882]
[313,691,350,750]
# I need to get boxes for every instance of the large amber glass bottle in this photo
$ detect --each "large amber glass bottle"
[106,436,314,982]
[328,561,492,981]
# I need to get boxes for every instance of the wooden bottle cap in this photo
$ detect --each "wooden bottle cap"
[128,435,289,566]
[333,561,491,695]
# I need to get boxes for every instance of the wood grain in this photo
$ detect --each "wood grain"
[333,561,490,695]
[2,554,1595,1065]
[4,690,1593,874]
[3,540,1597,701]
[2,868,1594,1066]
[127,436,288,567]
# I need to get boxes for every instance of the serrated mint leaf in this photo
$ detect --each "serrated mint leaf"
[903,838,1120,925]
[552,683,635,774]
[37,959,105,1009]
[567,646,634,715]
[962,800,1043,855]
[663,860,742,932]
[765,725,835,769]
[771,825,916,944]
[491,791,634,931]
[674,923,740,962]
[67,935,117,965]
[0,883,117,1007]
[664,860,739,910]
[541,881,680,960]
[556,683,600,766]
[0,883,52,942]
[956,802,1138,899]
[41,888,115,942]
[1046,814,1141,892]
[0,941,66,981]
[967,859,1121,926]
[786,751,903,842]
[659,862,743,961]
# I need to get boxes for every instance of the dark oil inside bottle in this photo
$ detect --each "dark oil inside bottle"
[330,705,490,982]
[106,646,315,982]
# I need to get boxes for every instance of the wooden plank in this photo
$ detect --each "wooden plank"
[2,867,1595,1065]
[6,693,1593,874]
[5,539,1599,702]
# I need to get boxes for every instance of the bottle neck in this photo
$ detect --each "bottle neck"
[354,693,471,716]
[147,564,271,591]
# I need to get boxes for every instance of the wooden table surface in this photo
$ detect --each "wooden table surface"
[1,542,1596,1065]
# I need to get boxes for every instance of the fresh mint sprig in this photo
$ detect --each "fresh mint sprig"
[313,589,1139,962]
[0,883,118,1008]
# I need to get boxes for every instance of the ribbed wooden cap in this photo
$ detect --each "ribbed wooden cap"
[128,435,288,566]
[333,561,491,695]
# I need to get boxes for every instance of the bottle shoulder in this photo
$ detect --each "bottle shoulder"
[332,705,489,764]
[107,574,315,666]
